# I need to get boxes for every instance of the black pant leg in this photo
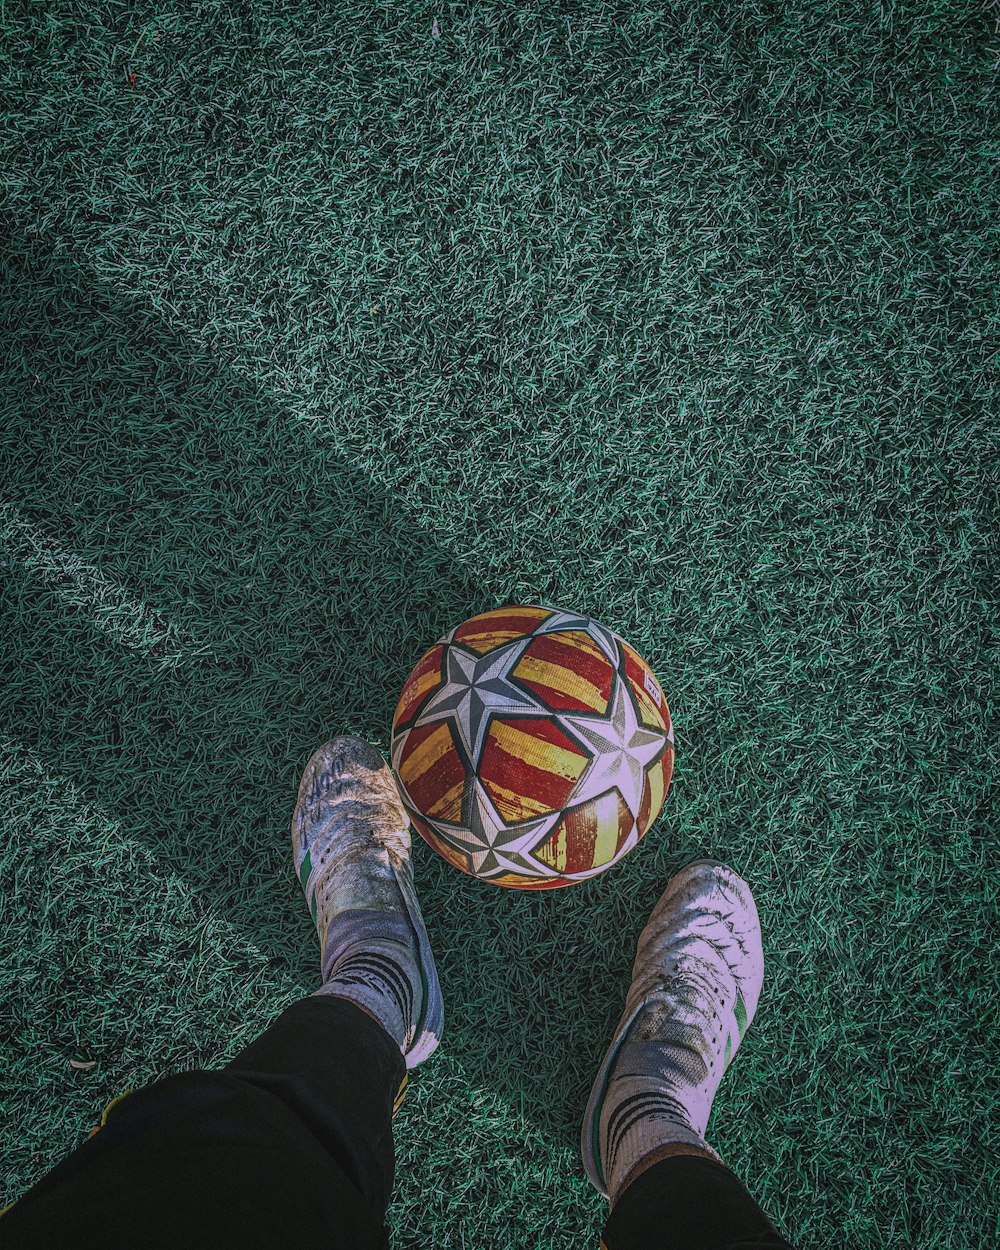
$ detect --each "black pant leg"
[0,996,404,1250]
[600,1155,797,1250]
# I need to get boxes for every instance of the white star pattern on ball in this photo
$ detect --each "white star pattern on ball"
[436,779,565,879]
[409,635,551,763]
[391,607,671,882]
[558,673,667,822]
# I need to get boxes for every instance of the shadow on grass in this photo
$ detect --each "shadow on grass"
[0,227,644,1158]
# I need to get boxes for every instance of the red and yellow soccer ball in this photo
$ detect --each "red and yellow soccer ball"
[389,604,674,890]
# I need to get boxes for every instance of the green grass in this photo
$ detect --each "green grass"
[1,2,997,1246]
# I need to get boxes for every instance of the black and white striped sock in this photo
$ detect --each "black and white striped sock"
[312,911,419,1052]
[600,1001,724,1202]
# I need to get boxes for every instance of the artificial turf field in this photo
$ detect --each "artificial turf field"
[1,3,997,1247]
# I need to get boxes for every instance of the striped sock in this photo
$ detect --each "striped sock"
[312,911,418,1053]
[600,1001,724,1203]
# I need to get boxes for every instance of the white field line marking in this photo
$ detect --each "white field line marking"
[0,730,287,986]
[0,501,214,670]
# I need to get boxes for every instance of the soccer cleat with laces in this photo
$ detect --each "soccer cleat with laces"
[291,736,445,1092]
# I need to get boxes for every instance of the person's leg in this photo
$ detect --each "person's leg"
[599,1146,797,1250]
[0,995,405,1250]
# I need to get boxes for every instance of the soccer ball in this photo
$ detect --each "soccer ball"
[389,603,674,889]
